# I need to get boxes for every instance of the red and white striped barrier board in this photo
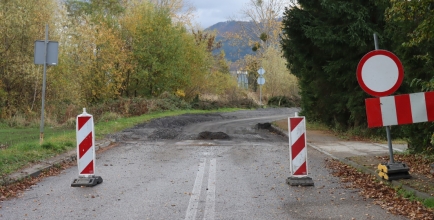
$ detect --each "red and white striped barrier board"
[288,116,308,176]
[365,91,434,128]
[76,109,96,176]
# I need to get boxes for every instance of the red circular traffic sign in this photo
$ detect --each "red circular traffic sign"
[356,50,404,97]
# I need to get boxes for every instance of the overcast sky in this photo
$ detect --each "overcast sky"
[189,0,250,29]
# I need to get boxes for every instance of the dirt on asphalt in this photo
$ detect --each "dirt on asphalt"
[110,113,226,141]
[109,108,292,142]
[113,111,434,199]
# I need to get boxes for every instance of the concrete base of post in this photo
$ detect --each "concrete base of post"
[286,176,314,186]
[71,176,103,187]
[377,162,411,180]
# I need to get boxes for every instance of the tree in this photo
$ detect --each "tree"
[62,0,130,104]
[386,0,434,92]
[65,0,125,27]
[66,21,130,103]
[121,1,209,98]
[237,0,289,56]
[0,0,57,118]
[261,47,298,97]
[281,0,390,128]
[385,0,434,153]
[230,0,296,101]
[149,0,195,27]
[192,30,222,53]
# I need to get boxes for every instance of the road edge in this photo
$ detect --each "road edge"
[1,138,115,186]
[270,124,433,200]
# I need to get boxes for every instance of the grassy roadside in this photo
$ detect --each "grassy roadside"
[0,108,241,178]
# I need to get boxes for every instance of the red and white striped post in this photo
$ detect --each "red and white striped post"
[286,112,314,186]
[71,108,103,187]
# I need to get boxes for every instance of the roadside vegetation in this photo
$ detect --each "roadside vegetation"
[278,1,434,214]
[1,0,301,188]
[281,0,434,154]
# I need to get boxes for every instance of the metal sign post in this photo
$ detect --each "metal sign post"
[356,33,410,180]
[34,24,58,144]
[257,67,265,105]
[372,34,395,164]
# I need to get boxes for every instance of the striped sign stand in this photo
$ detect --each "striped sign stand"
[286,113,314,186]
[71,108,103,187]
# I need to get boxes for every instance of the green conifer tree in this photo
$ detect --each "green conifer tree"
[281,0,389,128]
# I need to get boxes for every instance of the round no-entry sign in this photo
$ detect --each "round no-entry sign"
[356,50,404,97]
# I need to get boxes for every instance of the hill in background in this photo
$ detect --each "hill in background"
[205,20,255,63]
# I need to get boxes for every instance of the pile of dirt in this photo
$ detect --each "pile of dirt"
[256,122,272,130]
[139,113,224,129]
[116,113,225,140]
[197,131,230,140]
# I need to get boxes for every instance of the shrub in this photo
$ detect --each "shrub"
[267,96,297,107]
[63,117,76,129]
[5,113,28,128]
[99,112,122,122]
[401,123,434,154]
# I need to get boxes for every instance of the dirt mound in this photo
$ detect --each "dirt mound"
[148,128,180,140]
[197,131,230,140]
[136,113,223,129]
[118,113,225,140]
[256,122,272,130]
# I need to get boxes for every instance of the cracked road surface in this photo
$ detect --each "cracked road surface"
[0,108,407,219]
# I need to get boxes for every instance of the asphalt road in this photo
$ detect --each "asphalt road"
[0,108,408,219]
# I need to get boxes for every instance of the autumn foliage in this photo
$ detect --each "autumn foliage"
[0,0,237,125]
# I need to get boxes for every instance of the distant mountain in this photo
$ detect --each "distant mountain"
[206,20,245,34]
[205,20,256,63]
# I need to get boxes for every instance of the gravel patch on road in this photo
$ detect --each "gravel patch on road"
[109,108,298,142]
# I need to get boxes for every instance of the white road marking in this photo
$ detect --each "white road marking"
[185,158,206,220]
[185,158,217,220]
[204,158,216,220]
